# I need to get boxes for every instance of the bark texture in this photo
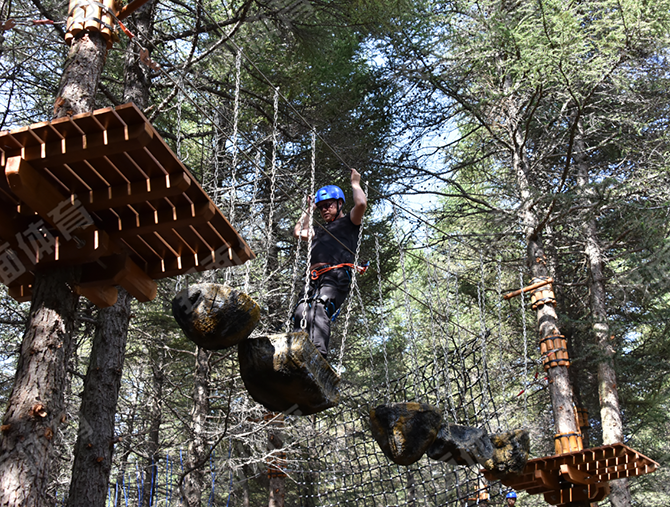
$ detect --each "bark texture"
[54,32,108,118]
[141,356,164,507]
[574,131,631,506]
[0,268,79,507]
[183,346,211,507]
[66,288,132,507]
[268,423,285,507]
[123,0,155,108]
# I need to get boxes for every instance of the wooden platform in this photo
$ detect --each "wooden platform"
[0,103,254,306]
[482,443,657,505]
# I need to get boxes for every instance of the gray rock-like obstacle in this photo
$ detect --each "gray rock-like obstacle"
[485,429,530,475]
[427,424,493,467]
[238,332,341,416]
[370,402,442,466]
[172,283,261,350]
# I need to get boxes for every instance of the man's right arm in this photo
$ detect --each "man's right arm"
[293,200,314,240]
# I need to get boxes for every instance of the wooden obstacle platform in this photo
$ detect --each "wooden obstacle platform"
[482,443,658,505]
[0,103,253,306]
[238,332,341,415]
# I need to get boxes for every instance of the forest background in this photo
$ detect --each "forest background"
[1,0,670,505]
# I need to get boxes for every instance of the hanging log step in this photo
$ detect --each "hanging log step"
[486,429,531,476]
[172,283,260,350]
[238,332,340,416]
[369,402,442,466]
[427,424,493,468]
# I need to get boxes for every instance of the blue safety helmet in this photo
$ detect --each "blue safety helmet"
[314,185,345,204]
[506,492,517,499]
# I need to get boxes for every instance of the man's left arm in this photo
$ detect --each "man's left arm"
[349,168,367,225]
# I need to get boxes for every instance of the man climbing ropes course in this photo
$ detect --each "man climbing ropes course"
[292,168,367,358]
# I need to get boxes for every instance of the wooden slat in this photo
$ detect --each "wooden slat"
[16,122,154,168]
[6,156,93,230]
[84,172,191,211]
[110,201,216,237]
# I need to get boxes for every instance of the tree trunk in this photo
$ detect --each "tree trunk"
[0,27,108,507]
[54,32,108,118]
[506,89,581,445]
[0,267,79,507]
[66,289,131,507]
[141,358,164,507]
[505,78,586,507]
[123,0,154,109]
[183,346,211,507]
[268,416,285,507]
[574,130,631,506]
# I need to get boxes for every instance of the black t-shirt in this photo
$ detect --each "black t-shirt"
[310,211,360,265]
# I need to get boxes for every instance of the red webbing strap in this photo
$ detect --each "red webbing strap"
[310,263,369,280]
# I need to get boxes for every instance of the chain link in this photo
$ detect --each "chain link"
[243,150,262,292]
[520,266,528,427]
[496,259,507,430]
[285,193,306,332]
[393,205,421,399]
[260,88,279,309]
[336,181,367,369]
[374,233,391,402]
[300,130,317,330]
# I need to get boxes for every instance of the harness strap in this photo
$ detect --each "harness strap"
[310,261,370,281]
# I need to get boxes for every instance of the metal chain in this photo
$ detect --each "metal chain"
[438,240,458,423]
[477,253,491,425]
[497,259,508,430]
[520,267,528,427]
[336,181,367,369]
[261,88,279,292]
[300,130,317,330]
[224,49,242,285]
[243,150,262,292]
[374,233,392,402]
[453,269,470,426]
[285,193,306,332]
[228,47,242,226]
[393,205,421,399]
[175,86,184,159]
[424,252,444,411]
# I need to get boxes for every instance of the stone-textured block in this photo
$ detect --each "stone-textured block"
[370,402,442,466]
[172,283,260,350]
[484,429,530,475]
[427,424,493,467]
[238,332,340,416]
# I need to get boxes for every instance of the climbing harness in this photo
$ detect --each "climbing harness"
[310,262,369,280]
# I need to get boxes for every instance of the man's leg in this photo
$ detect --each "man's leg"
[293,270,350,358]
